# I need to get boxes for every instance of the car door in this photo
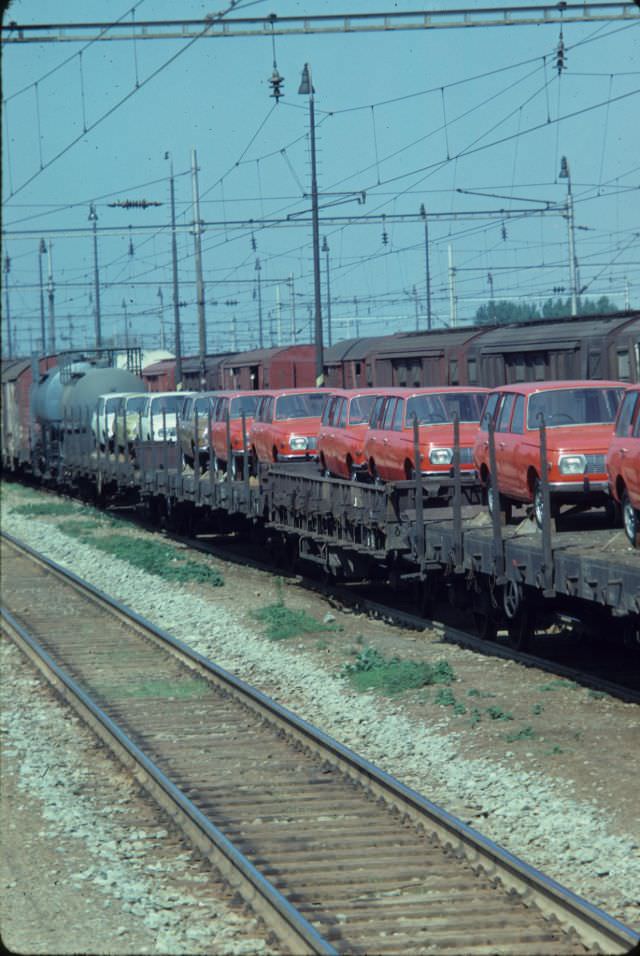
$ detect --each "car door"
[379,397,399,479]
[624,394,640,503]
[494,393,517,495]
[474,392,501,474]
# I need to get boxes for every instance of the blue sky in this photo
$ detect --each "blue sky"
[2,0,639,356]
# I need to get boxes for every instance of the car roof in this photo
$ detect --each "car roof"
[488,380,626,395]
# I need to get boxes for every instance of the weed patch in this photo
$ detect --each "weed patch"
[467,688,496,699]
[253,602,336,641]
[62,528,223,586]
[342,648,455,696]
[12,502,81,517]
[505,725,536,742]
[531,702,544,716]
[538,679,578,692]
[485,705,514,721]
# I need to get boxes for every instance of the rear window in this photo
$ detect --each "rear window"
[231,395,260,419]
[275,393,325,420]
[406,392,485,426]
[527,387,624,429]
[349,394,377,425]
[151,395,180,414]
[127,396,147,414]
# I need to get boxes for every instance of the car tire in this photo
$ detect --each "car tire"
[622,489,640,547]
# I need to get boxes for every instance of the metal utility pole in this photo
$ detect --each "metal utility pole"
[157,286,166,349]
[275,285,282,345]
[448,244,457,328]
[289,273,296,343]
[299,63,324,387]
[191,148,207,390]
[38,239,46,352]
[255,257,263,348]
[3,255,12,359]
[322,236,332,347]
[121,299,129,349]
[420,204,432,331]
[412,285,419,332]
[88,204,102,348]
[487,271,495,322]
[167,156,183,385]
[47,241,55,353]
[559,156,580,316]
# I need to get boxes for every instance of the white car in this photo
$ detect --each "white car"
[92,392,142,451]
[139,391,193,443]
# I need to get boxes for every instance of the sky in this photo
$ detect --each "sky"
[2,0,639,357]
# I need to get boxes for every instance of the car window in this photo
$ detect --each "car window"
[382,398,397,430]
[349,394,377,425]
[194,397,210,414]
[392,399,404,431]
[405,394,447,426]
[615,391,638,437]
[528,387,624,428]
[337,398,348,427]
[231,395,260,419]
[127,396,147,414]
[105,396,123,413]
[216,398,230,422]
[496,394,516,432]
[262,397,273,422]
[435,391,485,423]
[510,395,525,434]
[370,396,386,429]
[322,396,336,425]
[275,393,324,420]
[479,393,500,431]
[182,397,194,418]
[634,404,640,438]
[151,395,180,414]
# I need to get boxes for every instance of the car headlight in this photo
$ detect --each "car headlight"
[559,454,586,475]
[289,435,309,450]
[429,447,453,465]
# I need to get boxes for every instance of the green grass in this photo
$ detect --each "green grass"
[505,725,536,742]
[342,648,455,696]
[538,679,578,692]
[485,705,514,721]
[12,502,81,517]
[253,601,337,641]
[466,688,496,699]
[62,526,224,586]
[95,677,209,700]
[531,702,544,716]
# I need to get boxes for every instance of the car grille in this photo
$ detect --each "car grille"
[584,453,605,473]
[459,447,474,464]
[307,437,318,449]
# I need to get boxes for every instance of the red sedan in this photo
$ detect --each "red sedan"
[318,389,387,480]
[249,389,329,465]
[607,384,640,545]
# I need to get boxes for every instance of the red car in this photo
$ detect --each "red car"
[362,387,489,483]
[210,391,272,478]
[249,388,329,466]
[607,384,640,545]
[318,389,386,480]
[473,381,626,526]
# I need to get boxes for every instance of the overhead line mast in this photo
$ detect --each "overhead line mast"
[2,4,638,43]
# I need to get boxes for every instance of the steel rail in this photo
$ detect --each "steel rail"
[2,4,638,43]
[2,529,639,954]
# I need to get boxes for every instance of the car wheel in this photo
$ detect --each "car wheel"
[622,489,639,547]
[347,458,359,482]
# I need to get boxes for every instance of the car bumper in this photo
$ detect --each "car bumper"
[548,478,608,493]
[276,452,319,462]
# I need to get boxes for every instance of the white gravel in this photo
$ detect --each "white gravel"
[2,500,639,933]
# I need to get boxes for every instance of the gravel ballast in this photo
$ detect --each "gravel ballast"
[1,483,639,942]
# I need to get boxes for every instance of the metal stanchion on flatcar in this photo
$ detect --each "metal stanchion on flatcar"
[487,418,505,581]
[412,415,425,570]
[242,411,249,487]
[208,403,214,496]
[538,413,555,596]
[137,409,144,481]
[452,412,462,568]
[194,406,200,479]
[226,407,232,487]
[162,409,169,473]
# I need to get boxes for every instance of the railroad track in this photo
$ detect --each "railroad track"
[2,531,638,955]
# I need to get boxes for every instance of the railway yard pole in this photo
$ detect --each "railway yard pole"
[46,241,55,353]
[299,63,324,387]
[167,156,183,387]
[255,258,263,348]
[4,254,13,359]
[38,239,46,353]
[559,156,580,317]
[322,236,332,347]
[420,204,433,331]
[191,148,207,391]
[88,204,102,348]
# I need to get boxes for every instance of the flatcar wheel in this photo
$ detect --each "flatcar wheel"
[622,490,640,547]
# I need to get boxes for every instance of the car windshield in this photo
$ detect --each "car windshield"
[127,396,146,414]
[527,387,624,428]
[349,394,378,425]
[275,393,325,420]
[151,395,180,414]
[105,396,124,413]
[406,392,485,425]
[231,395,261,419]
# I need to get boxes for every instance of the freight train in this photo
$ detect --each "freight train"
[2,316,639,653]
